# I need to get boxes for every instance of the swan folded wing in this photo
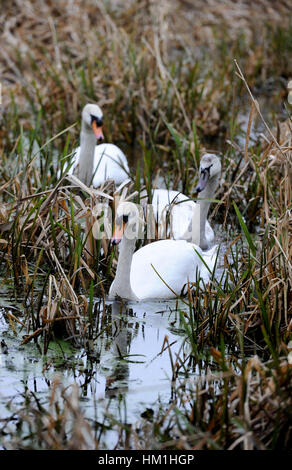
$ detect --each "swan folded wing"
[151,189,215,246]
[130,240,212,300]
[64,148,80,175]
[171,201,198,241]
[92,143,129,187]
[151,190,194,240]
[205,221,214,244]
[191,243,218,284]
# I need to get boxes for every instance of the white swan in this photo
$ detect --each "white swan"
[66,104,130,187]
[149,153,221,250]
[108,202,218,301]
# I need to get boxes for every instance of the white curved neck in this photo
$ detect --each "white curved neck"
[76,121,96,186]
[182,174,219,249]
[198,174,219,249]
[109,235,139,301]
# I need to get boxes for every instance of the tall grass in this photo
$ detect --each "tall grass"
[0,0,291,450]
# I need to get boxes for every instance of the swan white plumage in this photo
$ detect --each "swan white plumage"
[108,202,218,301]
[149,153,221,250]
[66,104,130,187]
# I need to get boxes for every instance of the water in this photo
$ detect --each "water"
[0,296,194,448]
[0,210,233,447]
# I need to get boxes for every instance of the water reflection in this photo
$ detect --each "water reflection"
[0,234,234,439]
[77,299,188,412]
[0,298,191,426]
[105,301,131,397]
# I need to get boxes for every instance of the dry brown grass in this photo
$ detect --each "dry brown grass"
[0,0,291,451]
[1,0,292,145]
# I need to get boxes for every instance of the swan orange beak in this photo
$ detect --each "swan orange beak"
[112,221,126,245]
[92,120,104,141]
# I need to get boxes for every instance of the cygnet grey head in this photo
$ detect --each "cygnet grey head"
[195,153,221,193]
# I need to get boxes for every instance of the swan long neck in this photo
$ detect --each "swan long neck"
[109,234,138,301]
[182,174,219,249]
[198,174,219,249]
[76,121,96,186]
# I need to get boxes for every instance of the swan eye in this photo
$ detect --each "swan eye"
[122,215,129,224]
[201,164,213,177]
[90,115,103,127]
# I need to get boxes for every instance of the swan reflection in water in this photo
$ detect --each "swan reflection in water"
[78,298,189,408]
[104,301,136,398]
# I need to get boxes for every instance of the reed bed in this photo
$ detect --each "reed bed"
[0,0,291,450]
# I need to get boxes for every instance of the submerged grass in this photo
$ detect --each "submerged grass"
[0,0,291,450]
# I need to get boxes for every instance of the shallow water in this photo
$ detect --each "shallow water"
[0,215,233,446]
[0,295,195,448]
[0,238,231,449]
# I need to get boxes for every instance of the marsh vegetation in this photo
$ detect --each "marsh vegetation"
[0,0,291,450]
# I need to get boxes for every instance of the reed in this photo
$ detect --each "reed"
[0,0,291,450]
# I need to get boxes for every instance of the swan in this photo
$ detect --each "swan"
[149,153,221,250]
[108,202,218,301]
[65,104,130,187]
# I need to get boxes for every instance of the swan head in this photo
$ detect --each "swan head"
[112,201,144,245]
[195,153,221,192]
[81,103,104,142]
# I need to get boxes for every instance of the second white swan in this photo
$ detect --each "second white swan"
[149,153,221,250]
[66,103,130,187]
